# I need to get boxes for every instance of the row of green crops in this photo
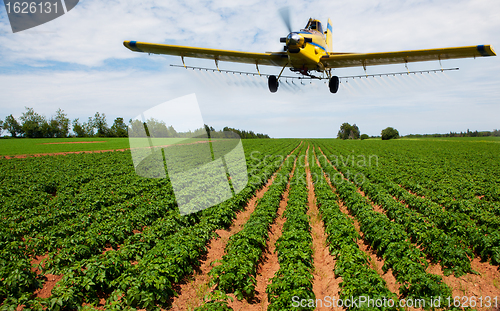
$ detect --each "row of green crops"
[309,146,400,310]
[265,146,314,310]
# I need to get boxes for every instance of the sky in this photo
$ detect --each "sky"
[0,0,499,138]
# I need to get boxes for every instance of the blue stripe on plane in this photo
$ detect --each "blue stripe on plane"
[327,23,332,32]
[128,41,143,52]
[477,45,490,57]
[308,42,327,52]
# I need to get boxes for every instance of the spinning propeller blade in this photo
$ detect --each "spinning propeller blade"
[279,7,292,33]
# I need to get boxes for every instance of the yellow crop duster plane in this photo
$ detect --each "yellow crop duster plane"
[124,16,495,94]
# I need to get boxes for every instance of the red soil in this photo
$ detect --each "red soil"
[30,253,63,299]
[427,258,500,311]
[305,148,343,309]
[40,141,106,145]
[3,149,129,159]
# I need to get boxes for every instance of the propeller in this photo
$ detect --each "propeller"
[279,7,292,33]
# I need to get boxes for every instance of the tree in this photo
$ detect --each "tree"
[128,119,146,137]
[110,117,128,137]
[349,124,360,139]
[3,115,23,137]
[145,118,168,137]
[167,125,178,138]
[54,108,70,138]
[20,107,45,138]
[72,118,86,137]
[360,134,369,140]
[93,112,110,137]
[41,119,58,138]
[337,123,360,140]
[381,127,400,140]
[83,116,96,136]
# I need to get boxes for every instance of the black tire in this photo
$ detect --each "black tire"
[268,75,279,93]
[329,76,339,93]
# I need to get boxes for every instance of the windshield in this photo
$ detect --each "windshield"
[305,20,323,33]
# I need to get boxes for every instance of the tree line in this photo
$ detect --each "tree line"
[127,118,270,139]
[1,107,270,139]
[405,129,500,138]
[1,107,127,138]
[220,126,270,139]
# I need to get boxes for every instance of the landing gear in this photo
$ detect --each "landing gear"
[268,75,279,93]
[329,76,339,93]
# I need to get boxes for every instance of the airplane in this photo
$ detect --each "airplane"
[123,15,496,94]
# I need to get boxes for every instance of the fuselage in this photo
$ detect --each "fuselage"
[285,19,331,72]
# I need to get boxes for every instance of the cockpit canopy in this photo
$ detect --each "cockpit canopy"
[304,19,323,33]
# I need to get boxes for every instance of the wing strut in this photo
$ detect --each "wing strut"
[277,62,289,80]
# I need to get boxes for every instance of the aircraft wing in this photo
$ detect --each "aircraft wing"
[321,45,496,68]
[123,41,289,67]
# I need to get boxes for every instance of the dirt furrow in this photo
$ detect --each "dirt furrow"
[426,259,500,310]
[305,148,343,309]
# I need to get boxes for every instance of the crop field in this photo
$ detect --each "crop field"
[1,138,500,310]
[0,138,131,157]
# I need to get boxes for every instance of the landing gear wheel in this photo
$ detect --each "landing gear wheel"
[268,75,279,93]
[329,76,339,93]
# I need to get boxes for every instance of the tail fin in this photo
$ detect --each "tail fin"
[325,18,333,52]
